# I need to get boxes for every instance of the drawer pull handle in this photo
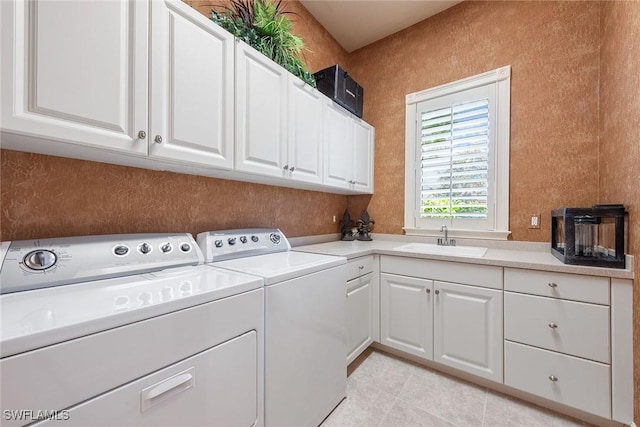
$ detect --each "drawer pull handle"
[548,322,558,329]
[548,282,558,288]
[548,375,558,382]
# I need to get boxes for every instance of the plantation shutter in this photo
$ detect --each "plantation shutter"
[419,98,490,220]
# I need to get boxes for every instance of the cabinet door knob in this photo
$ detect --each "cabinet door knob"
[548,375,558,382]
[548,282,558,288]
[358,265,364,270]
[283,165,289,170]
[290,166,295,172]
[426,288,431,294]
[138,130,146,140]
[154,135,163,144]
[435,289,440,295]
[548,322,558,329]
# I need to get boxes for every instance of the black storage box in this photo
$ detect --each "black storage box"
[313,65,363,118]
[551,204,628,269]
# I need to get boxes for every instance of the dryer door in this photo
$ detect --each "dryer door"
[33,331,258,427]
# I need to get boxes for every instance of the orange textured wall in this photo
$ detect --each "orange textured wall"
[599,1,640,422]
[347,1,601,241]
[0,0,350,241]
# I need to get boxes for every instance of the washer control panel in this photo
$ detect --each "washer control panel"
[196,228,290,262]
[0,233,203,294]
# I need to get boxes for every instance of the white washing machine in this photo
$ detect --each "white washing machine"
[197,229,347,427]
[0,233,264,427]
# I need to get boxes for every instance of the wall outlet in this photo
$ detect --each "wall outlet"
[529,214,541,229]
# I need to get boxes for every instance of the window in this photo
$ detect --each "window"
[404,66,511,239]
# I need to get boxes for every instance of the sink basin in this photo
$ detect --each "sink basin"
[393,243,488,258]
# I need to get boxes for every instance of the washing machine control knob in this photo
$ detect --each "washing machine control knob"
[228,237,237,246]
[113,245,129,256]
[180,243,192,252]
[214,240,223,248]
[23,250,57,270]
[161,243,172,253]
[251,235,259,242]
[269,233,281,245]
[240,236,248,244]
[139,243,152,254]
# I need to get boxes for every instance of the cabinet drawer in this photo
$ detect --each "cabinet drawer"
[380,256,502,290]
[346,256,374,281]
[504,268,609,304]
[505,292,610,363]
[505,341,610,419]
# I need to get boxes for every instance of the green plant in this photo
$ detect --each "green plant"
[211,0,316,86]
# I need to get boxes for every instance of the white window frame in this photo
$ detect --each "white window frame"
[404,66,511,240]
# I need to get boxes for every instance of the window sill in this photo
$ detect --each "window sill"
[403,227,512,241]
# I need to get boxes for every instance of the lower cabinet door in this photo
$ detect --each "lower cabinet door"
[34,331,258,427]
[433,281,503,382]
[347,273,374,364]
[380,273,433,359]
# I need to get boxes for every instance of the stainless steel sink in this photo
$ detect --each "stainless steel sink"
[393,243,488,258]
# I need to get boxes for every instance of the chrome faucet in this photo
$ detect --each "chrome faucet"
[437,225,456,246]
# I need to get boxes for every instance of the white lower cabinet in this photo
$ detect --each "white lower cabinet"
[347,272,375,363]
[379,257,503,382]
[502,267,633,423]
[380,273,433,359]
[433,281,503,382]
[346,256,378,364]
[505,341,610,419]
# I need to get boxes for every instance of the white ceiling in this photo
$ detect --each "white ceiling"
[298,0,463,53]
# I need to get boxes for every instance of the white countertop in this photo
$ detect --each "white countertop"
[293,237,634,280]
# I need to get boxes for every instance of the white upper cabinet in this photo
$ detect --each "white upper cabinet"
[1,1,374,195]
[1,0,148,154]
[352,118,374,193]
[287,78,323,184]
[324,101,353,189]
[236,42,324,184]
[235,41,288,177]
[323,101,374,194]
[149,0,234,169]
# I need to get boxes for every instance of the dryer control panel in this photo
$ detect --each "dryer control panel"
[0,234,204,294]
[197,229,290,262]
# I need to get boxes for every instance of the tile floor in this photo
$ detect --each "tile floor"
[321,350,594,427]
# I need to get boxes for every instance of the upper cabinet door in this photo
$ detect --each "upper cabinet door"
[352,119,374,193]
[235,42,288,177]
[149,0,234,169]
[323,101,353,189]
[287,77,323,184]
[0,0,148,154]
